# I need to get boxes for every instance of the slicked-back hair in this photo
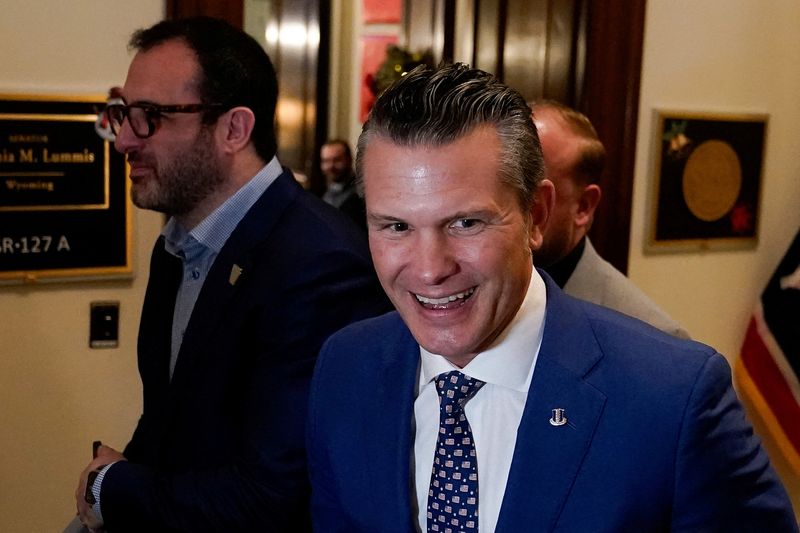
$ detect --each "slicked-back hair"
[356,63,544,210]
[530,99,605,185]
[130,16,278,162]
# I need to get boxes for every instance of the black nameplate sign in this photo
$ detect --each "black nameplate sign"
[0,96,132,284]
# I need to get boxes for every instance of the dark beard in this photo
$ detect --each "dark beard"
[139,125,225,216]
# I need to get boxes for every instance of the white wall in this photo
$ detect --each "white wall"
[632,0,800,360]
[630,0,800,508]
[0,1,164,530]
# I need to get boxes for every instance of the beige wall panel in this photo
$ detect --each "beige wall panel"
[0,1,164,530]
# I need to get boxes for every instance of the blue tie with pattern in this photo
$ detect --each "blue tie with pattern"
[427,371,486,532]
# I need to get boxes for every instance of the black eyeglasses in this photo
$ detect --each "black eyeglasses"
[105,103,224,139]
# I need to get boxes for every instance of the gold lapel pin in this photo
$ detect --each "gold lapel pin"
[229,264,243,286]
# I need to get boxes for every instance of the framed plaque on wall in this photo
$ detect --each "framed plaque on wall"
[647,109,768,253]
[0,95,132,284]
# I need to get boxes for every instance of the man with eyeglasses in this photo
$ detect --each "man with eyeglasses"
[73,16,389,532]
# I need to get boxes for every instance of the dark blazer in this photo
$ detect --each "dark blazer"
[337,186,367,232]
[100,170,390,532]
[307,272,797,532]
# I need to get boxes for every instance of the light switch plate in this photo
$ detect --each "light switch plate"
[90,301,119,349]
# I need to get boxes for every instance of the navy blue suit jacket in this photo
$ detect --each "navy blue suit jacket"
[308,272,797,532]
[100,171,390,531]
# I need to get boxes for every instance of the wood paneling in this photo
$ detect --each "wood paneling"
[268,1,323,177]
[405,0,440,60]
[581,0,646,273]
[474,0,502,76]
[503,0,548,100]
[543,0,580,102]
[452,0,475,64]
[166,0,243,28]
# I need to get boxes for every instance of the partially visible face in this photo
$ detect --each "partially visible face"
[320,143,352,184]
[363,126,541,367]
[531,108,583,267]
[114,38,224,218]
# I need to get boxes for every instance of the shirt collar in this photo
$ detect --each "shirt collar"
[419,269,547,394]
[161,156,283,255]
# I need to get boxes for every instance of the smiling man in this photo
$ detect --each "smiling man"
[306,63,796,532]
[73,17,388,532]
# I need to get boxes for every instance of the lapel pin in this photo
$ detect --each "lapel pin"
[549,408,568,427]
[229,264,243,286]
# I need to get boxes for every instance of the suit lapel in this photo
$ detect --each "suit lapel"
[363,318,419,527]
[496,273,607,532]
[138,240,182,394]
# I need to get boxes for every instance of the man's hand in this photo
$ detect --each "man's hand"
[75,445,126,531]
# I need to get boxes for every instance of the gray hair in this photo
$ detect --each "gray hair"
[355,63,544,210]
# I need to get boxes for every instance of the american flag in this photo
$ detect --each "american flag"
[736,228,800,476]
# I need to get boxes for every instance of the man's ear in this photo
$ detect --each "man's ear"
[575,183,601,228]
[529,178,555,250]
[215,106,255,154]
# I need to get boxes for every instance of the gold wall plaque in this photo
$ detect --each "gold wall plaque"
[647,110,767,253]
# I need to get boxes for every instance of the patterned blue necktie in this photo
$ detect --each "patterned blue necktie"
[427,371,486,532]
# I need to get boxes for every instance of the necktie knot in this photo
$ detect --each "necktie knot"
[435,371,485,412]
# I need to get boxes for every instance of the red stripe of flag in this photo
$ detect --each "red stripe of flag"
[740,316,800,451]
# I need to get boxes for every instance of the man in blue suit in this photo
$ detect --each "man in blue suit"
[73,17,388,531]
[306,63,797,531]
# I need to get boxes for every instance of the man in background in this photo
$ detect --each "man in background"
[531,100,689,338]
[74,17,387,531]
[306,63,796,531]
[321,139,366,230]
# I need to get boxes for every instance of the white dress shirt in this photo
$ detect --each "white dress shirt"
[414,270,547,532]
